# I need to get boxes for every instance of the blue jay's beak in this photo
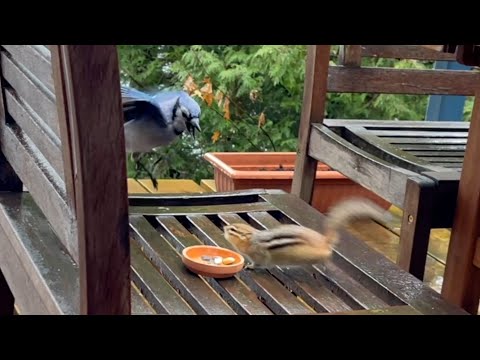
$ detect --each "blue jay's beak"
[187,117,201,138]
[191,117,201,132]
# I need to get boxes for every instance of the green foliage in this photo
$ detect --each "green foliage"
[117,45,465,183]
[463,97,474,121]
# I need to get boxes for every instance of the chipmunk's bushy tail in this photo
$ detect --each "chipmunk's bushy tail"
[323,197,393,244]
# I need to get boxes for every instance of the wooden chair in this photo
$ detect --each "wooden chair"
[292,45,480,313]
[292,45,480,282]
[0,45,469,315]
[0,45,130,314]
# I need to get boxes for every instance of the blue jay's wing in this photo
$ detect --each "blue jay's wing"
[121,86,167,127]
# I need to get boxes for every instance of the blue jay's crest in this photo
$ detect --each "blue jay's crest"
[120,85,202,154]
[151,89,202,137]
[153,91,201,117]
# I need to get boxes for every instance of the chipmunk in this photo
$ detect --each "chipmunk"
[222,197,391,269]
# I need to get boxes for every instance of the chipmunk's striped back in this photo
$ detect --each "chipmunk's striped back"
[252,225,321,250]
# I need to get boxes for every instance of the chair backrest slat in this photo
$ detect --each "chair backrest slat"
[0,45,131,314]
[327,66,480,95]
[360,45,456,62]
[0,45,76,258]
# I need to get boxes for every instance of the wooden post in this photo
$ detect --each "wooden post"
[51,46,131,315]
[50,46,77,214]
[339,45,362,67]
[291,45,331,204]
[397,177,435,280]
[441,91,480,314]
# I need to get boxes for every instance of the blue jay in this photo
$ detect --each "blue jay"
[120,85,202,188]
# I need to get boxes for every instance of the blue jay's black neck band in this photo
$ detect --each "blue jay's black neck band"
[174,128,184,136]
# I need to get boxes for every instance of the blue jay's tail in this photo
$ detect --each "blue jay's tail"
[121,86,154,104]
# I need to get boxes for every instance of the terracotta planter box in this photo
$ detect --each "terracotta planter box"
[203,152,391,213]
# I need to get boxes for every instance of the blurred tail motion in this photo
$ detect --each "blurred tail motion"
[223,197,392,269]
[323,197,393,245]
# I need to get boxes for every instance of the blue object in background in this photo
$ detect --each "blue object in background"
[425,61,472,122]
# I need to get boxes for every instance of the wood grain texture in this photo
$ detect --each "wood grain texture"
[49,46,76,213]
[0,45,21,315]
[0,51,59,137]
[185,214,312,314]
[0,55,22,192]
[130,202,276,216]
[4,89,64,180]
[313,260,391,309]
[0,193,79,315]
[57,46,130,315]
[247,211,354,313]
[0,227,50,314]
[344,125,447,173]
[130,284,156,315]
[442,93,480,314]
[261,192,468,315]
[2,45,54,93]
[339,45,362,66]
[370,130,468,138]
[421,45,446,52]
[410,151,465,157]
[384,137,467,145]
[327,66,480,95]
[361,45,456,61]
[401,144,466,151]
[156,215,274,315]
[291,45,331,203]
[0,122,76,258]
[128,188,277,207]
[320,305,421,315]
[129,215,236,315]
[130,241,195,315]
[309,124,416,206]
[323,119,470,130]
[397,177,435,280]
[92,188,472,315]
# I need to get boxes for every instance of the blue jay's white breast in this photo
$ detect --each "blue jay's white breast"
[124,118,177,153]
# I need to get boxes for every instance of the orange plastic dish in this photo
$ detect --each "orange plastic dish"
[181,245,245,278]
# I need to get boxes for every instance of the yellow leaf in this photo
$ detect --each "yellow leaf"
[258,112,266,128]
[211,130,221,143]
[200,78,214,107]
[223,98,231,121]
[192,89,203,98]
[183,75,197,94]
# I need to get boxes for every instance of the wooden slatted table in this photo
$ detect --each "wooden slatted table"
[4,180,467,315]
[124,186,466,315]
